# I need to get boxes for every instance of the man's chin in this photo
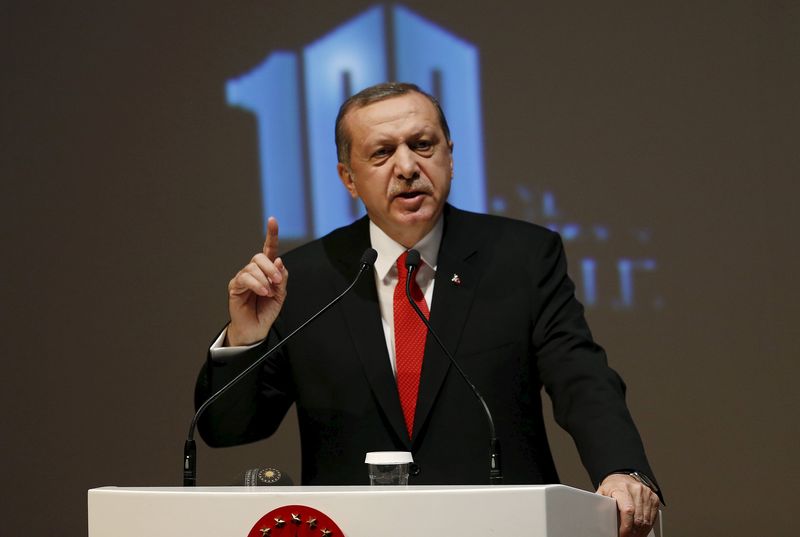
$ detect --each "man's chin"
[396,208,442,233]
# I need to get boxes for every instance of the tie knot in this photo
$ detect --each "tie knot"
[397,249,424,268]
[396,251,409,273]
[396,251,423,284]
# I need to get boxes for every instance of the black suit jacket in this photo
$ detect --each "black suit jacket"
[197,205,655,487]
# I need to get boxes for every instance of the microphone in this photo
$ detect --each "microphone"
[183,248,379,486]
[404,249,503,485]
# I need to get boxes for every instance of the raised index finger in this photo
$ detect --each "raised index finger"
[263,216,280,261]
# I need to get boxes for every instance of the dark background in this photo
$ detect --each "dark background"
[2,1,798,535]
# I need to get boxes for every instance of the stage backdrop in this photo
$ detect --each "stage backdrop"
[2,1,798,535]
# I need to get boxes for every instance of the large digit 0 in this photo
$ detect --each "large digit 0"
[303,6,389,236]
[393,5,487,213]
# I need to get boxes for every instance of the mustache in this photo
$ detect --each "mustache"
[387,177,434,197]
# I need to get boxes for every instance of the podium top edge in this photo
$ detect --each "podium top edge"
[88,484,597,496]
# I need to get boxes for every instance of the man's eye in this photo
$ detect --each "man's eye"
[414,140,433,150]
[372,148,390,158]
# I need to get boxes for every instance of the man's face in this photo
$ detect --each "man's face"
[337,92,454,247]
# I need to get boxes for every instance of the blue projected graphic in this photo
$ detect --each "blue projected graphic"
[225,4,486,239]
[225,4,661,310]
[616,259,658,309]
[492,186,661,310]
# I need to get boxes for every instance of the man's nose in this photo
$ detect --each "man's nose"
[394,145,420,180]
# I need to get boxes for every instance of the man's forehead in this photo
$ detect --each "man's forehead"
[348,92,438,126]
[345,93,441,138]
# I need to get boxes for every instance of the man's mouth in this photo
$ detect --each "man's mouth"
[395,191,424,199]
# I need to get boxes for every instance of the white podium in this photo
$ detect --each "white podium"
[88,485,661,537]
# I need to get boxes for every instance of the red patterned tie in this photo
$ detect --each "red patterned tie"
[394,251,430,440]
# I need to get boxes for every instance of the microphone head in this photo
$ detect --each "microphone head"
[360,247,378,267]
[406,249,421,269]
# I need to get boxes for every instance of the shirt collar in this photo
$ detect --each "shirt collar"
[369,217,444,281]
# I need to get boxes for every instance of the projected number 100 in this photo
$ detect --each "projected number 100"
[226,5,487,240]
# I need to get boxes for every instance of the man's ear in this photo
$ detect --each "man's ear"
[448,140,455,178]
[337,162,359,199]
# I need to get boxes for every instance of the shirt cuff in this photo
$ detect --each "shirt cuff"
[209,326,262,359]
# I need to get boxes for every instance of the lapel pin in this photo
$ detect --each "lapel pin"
[451,273,462,286]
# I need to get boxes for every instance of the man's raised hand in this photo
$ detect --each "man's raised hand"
[226,217,289,346]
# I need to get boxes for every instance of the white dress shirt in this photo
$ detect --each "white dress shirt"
[368,217,442,373]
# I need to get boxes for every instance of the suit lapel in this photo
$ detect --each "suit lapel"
[412,207,486,443]
[327,219,410,447]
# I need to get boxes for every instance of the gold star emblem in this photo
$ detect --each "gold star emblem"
[274,517,285,528]
[320,529,333,536]
[291,513,302,525]
[260,468,279,483]
[306,517,318,529]
[259,528,271,536]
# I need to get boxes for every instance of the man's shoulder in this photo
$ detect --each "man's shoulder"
[445,205,558,243]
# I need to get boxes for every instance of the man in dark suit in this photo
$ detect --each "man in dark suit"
[197,82,660,537]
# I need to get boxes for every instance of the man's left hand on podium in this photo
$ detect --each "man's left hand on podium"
[597,473,660,537]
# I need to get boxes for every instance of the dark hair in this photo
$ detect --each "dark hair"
[334,82,451,165]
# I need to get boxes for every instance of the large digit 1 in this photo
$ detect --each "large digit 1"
[226,52,307,239]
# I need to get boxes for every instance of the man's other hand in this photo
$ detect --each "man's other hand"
[597,473,660,537]
[226,217,289,346]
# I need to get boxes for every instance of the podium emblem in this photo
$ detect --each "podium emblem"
[248,505,344,537]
